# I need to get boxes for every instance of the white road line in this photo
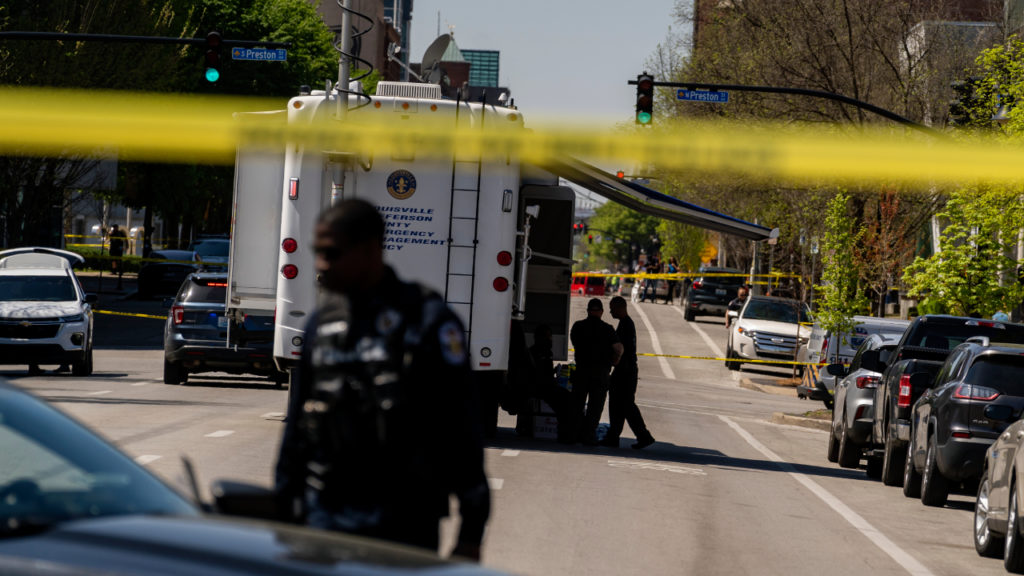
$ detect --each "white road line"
[501,450,520,457]
[204,430,235,438]
[720,415,935,576]
[261,412,285,419]
[488,478,504,490]
[87,390,112,396]
[631,303,676,380]
[135,455,162,465]
[672,306,726,359]
[132,381,150,387]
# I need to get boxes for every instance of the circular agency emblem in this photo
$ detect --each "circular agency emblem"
[386,169,417,200]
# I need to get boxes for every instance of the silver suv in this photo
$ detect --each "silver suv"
[0,248,96,375]
[827,333,898,467]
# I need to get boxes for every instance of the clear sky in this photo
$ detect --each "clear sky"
[408,0,685,129]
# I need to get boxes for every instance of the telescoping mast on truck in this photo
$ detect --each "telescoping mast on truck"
[223,80,777,431]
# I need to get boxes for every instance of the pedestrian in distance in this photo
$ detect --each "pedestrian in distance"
[568,298,623,445]
[274,199,490,560]
[108,224,128,290]
[601,296,655,449]
[664,257,679,305]
[726,284,750,329]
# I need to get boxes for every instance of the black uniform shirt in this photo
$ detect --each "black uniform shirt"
[616,315,638,366]
[569,315,619,373]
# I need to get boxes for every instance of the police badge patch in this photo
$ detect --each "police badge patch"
[439,321,466,365]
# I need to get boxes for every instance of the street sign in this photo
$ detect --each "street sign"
[231,47,287,62]
[677,89,729,103]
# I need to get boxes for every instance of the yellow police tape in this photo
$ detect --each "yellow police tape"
[2,87,1024,185]
[636,351,812,366]
[93,309,167,320]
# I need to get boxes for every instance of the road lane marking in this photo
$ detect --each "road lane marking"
[131,381,150,387]
[87,390,112,396]
[261,412,286,419]
[720,415,936,576]
[135,455,162,465]
[671,306,726,359]
[631,302,676,380]
[204,430,235,438]
[502,450,520,457]
[488,478,504,490]
[607,459,706,475]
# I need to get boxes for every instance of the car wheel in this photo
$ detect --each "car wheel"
[1008,480,1024,573]
[881,432,906,487]
[837,416,860,469]
[921,430,949,507]
[827,415,840,463]
[975,474,1005,558]
[725,347,740,371]
[72,346,93,377]
[163,358,184,385]
[903,435,923,498]
[684,307,695,322]
[866,456,883,480]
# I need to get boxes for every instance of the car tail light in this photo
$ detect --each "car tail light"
[497,251,513,266]
[952,431,972,439]
[819,337,830,365]
[854,406,866,420]
[693,281,703,290]
[897,374,912,408]
[953,384,1001,401]
[282,238,298,253]
[856,376,880,389]
[172,305,184,325]
[493,277,509,292]
[281,264,298,279]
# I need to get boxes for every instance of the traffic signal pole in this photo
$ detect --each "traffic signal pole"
[629,79,942,138]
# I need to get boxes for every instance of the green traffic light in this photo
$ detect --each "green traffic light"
[205,68,220,83]
[637,111,652,124]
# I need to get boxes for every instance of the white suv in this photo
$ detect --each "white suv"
[0,248,96,375]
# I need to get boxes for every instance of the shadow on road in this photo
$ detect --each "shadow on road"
[486,427,870,482]
[180,375,283,391]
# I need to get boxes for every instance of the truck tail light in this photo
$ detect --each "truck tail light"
[953,384,1000,401]
[493,277,509,292]
[281,264,298,279]
[497,251,512,266]
[282,238,298,253]
[856,376,880,389]
[288,177,299,200]
[172,305,184,325]
[897,374,912,408]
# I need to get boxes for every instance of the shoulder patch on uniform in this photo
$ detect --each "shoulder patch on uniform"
[376,308,402,335]
[439,321,467,365]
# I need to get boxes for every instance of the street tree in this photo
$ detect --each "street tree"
[588,201,660,270]
[817,191,869,335]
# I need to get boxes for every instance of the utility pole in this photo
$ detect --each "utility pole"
[337,0,354,121]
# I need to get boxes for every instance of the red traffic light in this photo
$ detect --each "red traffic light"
[616,171,625,178]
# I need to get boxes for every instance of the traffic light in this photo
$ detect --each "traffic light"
[588,234,593,244]
[635,73,654,125]
[949,76,981,127]
[616,170,625,178]
[204,30,223,83]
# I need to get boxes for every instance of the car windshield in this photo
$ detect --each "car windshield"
[0,387,197,537]
[193,241,229,258]
[743,299,811,324]
[0,276,76,302]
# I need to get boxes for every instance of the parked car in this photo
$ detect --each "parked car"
[681,267,745,321]
[974,401,1024,570]
[725,295,811,371]
[190,236,230,270]
[798,315,910,407]
[571,273,606,296]
[163,272,284,385]
[906,339,1024,507]
[137,249,198,299]
[0,380,507,575]
[827,333,899,466]
[0,248,96,375]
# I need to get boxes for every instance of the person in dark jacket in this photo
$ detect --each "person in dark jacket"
[274,199,490,560]
[601,296,655,449]
[569,298,623,444]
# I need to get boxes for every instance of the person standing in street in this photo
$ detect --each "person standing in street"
[569,298,623,445]
[726,284,750,329]
[601,297,655,449]
[108,224,127,290]
[664,257,679,305]
[274,199,490,560]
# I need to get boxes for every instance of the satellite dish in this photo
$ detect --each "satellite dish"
[420,34,452,82]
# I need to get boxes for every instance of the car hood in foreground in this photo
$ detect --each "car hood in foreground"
[0,515,503,576]
[0,301,82,319]
[736,318,811,337]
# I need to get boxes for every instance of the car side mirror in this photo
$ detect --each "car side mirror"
[84,293,98,304]
[826,363,847,377]
[859,349,885,373]
[727,310,739,319]
[162,297,175,308]
[210,480,280,521]
[985,404,1016,422]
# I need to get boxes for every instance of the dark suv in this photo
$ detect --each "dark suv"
[905,338,1024,506]
[163,273,284,385]
[681,267,745,322]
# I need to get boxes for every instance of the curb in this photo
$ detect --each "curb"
[771,411,831,431]
[738,377,799,397]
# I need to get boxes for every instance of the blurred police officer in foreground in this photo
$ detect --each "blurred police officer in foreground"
[274,199,490,560]
[569,298,622,445]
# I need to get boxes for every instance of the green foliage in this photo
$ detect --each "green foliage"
[587,202,659,268]
[656,220,705,272]
[903,187,1024,317]
[949,36,1024,135]
[816,192,868,334]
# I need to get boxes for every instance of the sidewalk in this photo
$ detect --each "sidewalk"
[739,375,832,431]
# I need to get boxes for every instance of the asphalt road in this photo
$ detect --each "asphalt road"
[7,291,1010,576]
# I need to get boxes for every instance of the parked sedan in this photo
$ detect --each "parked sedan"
[906,339,1024,507]
[0,380,506,575]
[163,272,285,385]
[725,295,811,371]
[828,333,898,467]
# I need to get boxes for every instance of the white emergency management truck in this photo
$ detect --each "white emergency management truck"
[225,81,776,429]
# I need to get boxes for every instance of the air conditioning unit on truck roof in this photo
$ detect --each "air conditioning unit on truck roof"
[226,83,577,430]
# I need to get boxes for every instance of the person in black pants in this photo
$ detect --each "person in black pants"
[569,298,623,445]
[601,296,655,449]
